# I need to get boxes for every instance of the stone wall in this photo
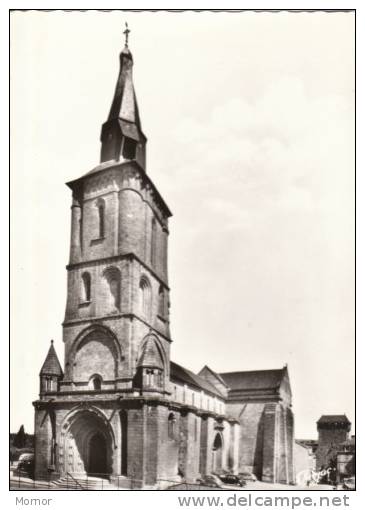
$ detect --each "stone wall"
[294,442,315,479]
[225,401,294,484]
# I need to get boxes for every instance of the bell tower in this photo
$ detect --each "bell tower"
[34,25,174,483]
[62,27,172,394]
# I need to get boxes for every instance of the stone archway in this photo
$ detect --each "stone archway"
[61,409,114,476]
[212,433,223,473]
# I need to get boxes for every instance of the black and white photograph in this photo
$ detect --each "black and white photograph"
[9,8,356,497]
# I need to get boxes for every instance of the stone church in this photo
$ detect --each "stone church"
[33,32,295,487]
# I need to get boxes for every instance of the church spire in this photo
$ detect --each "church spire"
[100,23,146,169]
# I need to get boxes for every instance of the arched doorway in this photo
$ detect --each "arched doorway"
[61,409,114,476]
[212,433,223,473]
[88,433,107,475]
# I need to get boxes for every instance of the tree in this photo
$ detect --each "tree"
[13,425,26,448]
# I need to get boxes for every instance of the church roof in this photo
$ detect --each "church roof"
[317,415,351,425]
[170,361,224,398]
[219,367,286,391]
[199,365,230,388]
[39,341,63,376]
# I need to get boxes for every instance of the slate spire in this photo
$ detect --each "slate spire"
[100,24,146,169]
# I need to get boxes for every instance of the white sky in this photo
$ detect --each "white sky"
[10,10,355,439]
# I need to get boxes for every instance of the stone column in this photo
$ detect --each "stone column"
[144,403,159,485]
[262,403,278,483]
[69,194,82,264]
[277,405,289,483]
[34,406,52,480]
[127,406,145,486]
[199,415,209,475]
[286,407,295,484]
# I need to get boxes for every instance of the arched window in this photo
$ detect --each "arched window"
[212,432,223,472]
[213,432,223,451]
[139,276,151,319]
[44,377,52,391]
[81,272,91,302]
[146,369,154,386]
[103,267,121,311]
[96,200,105,238]
[93,376,102,390]
[89,375,102,391]
[158,285,165,318]
[168,413,176,440]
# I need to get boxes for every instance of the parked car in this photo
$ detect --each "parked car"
[17,453,34,476]
[238,471,257,482]
[218,473,246,487]
[342,477,355,490]
[197,474,225,489]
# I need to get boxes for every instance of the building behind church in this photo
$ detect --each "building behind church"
[33,32,295,488]
[315,414,355,482]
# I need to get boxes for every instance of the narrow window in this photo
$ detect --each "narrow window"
[158,285,165,317]
[168,413,175,440]
[139,277,151,319]
[109,275,120,309]
[145,369,151,386]
[158,370,163,387]
[45,377,52,391]
[97,202,105,238]
[92,375,102,391]
[81,272,91,302]
[103,267,121,311]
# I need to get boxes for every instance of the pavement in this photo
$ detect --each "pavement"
[244,480,336,491]
[10,472,336,492]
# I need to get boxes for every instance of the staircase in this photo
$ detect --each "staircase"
[51,475,114,490]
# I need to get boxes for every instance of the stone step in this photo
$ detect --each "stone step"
[52,476,113,490]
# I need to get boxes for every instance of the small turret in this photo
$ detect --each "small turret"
[135,336,164,392]
[39,340,63,395]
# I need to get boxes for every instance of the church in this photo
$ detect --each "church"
[33,29,295,488]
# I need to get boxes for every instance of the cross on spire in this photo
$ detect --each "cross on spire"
[123,22,130,48]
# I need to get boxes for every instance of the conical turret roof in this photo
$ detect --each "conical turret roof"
[39,340,63,377]
[137,337,164,369]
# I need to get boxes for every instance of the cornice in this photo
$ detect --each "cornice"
[66,160,172,218]
[62,311,172,343]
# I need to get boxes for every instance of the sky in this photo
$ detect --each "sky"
[10,10,355,439]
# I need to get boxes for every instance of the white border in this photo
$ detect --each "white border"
[3,2,361,508]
